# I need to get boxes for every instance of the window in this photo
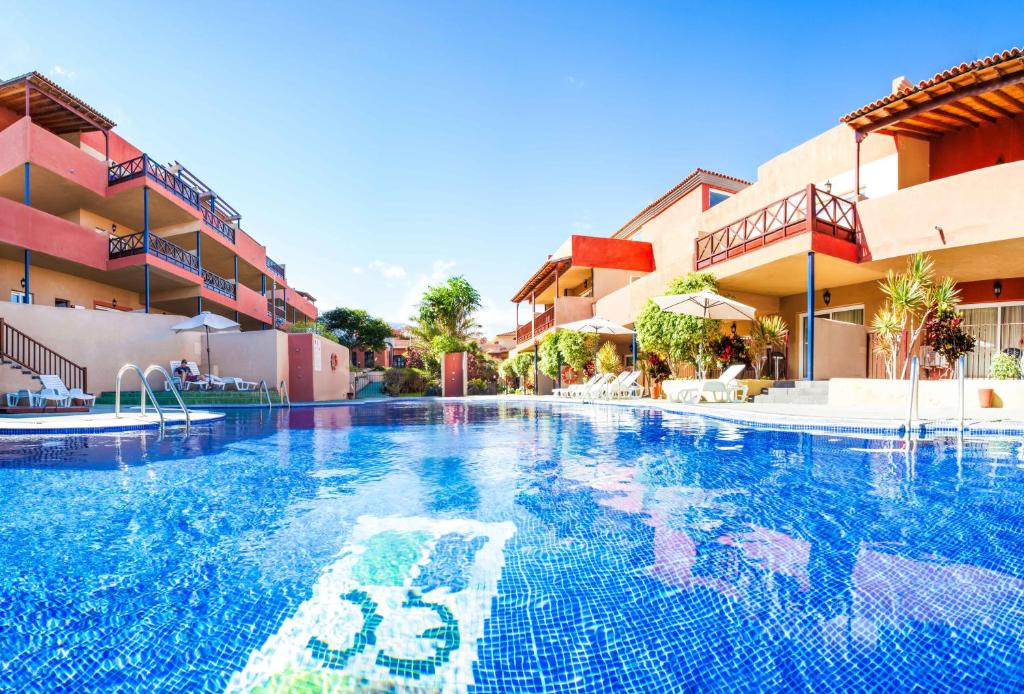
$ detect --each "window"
[54,298,72,308]
[708,190,732,208]
[364,351,375,368]
[10,291,32,304]
[351,351,359,366]
[960,304,1024,377]
[393,355,407,368]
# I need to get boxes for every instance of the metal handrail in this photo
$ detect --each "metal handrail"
[957,355,966,432]
[143,364,190,434]
[256,380,274,407]
[115,363,166,433]
[904,355,920,435]
[279,380,291,407]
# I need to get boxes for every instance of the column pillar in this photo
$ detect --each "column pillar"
[195,231,202,270]
[143,181,151,313]
[233,255,238,300]
[533,346,538,396]
[197,296,203,314]
[23,162,30,303]
[806,251,815,381]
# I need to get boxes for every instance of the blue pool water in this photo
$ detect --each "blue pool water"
[2,401,1024,692]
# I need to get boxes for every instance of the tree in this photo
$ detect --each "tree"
[319,307,392,351]
[410,276,483,376]
[748,315,788,379]
[595,341,620,374]
[635,271,720,376]
[871,305,902,380]
[877,253,959,378]
[538,332,562,379]
[557,330,598,373]
[501,352,535,391]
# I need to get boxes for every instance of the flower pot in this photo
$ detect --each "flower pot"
[651,383,662,399]
[978,387,994,408]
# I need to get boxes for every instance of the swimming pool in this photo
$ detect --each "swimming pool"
[1,401,1022,692]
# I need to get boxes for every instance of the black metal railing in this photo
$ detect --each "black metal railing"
[266,256,286,279]
[108,155,236,243]
[0,318,88,393]
[109,232,201,275]
[203,269,236,299]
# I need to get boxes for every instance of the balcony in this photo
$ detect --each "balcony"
[109,232,200,275]
[203,269,236,300]
[266,256,286,280]
[694,184,858,270]
[108,155,236,243]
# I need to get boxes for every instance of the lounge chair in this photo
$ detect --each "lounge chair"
[592,372,631,399]
[607,371,643,399]
[37,375,96,407]
[554,374,600,398]
[5,388,37,407]
[666,364,749,404]
[573,373,616,399]
[209,375,258,391]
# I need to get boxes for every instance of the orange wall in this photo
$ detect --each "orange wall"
[81,130,142,163]
[930,118,1024,181]
[956,277,1024,304]
[571,235,655,272]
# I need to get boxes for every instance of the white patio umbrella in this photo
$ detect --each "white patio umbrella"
[170,311,240,375]
[652,290,757,379]
[557,316,634,335]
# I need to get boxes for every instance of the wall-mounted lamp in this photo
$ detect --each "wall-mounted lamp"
[112,298,118,308]
[19,278,25,289]
[823,180,832,194]
[823,289,832,306]
[730,322,737,335]
[994,280,1003,299]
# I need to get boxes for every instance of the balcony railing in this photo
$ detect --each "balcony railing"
[109,232,200,275]
[266,256,286,279]
[108,155,236,244]
[203,269,236,299]
[694,184,858,270]
[515,306,555,344]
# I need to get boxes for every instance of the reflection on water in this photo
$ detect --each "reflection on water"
[0,402,1022,691]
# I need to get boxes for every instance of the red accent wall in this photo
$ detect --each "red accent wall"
[956,277,1024,304]
[81,130,142,163]
[570,235,655,272]
[0,105,20,131]
[930,118,1024,181]
[287,333,315,402]
[443,352,465,397]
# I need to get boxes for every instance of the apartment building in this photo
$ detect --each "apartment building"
[512,47,1024,380]
[0,71,317,330]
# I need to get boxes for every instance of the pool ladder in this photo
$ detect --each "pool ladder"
[256,379,291,408]
[114,363,191,435]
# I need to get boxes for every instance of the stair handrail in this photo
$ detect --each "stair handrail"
[279,380,291,407]
[256,379,274,408]
[0,317,89,392]
[143,364,190,434]
[115,363,165,433]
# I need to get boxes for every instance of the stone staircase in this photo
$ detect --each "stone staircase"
[752,380,830,405]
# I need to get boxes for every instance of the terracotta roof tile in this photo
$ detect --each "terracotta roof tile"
[840,47,1023,123]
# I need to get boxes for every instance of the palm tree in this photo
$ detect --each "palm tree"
[749,315,789,379]
[871,304,902,379]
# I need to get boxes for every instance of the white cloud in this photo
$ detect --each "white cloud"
[49,65,77,80]
[391,259,458,325]
[475,294,513,339]
[566,75,585,88]
[351,266,363,274]
[367,260,407,280]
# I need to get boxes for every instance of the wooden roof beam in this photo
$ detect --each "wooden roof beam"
[904,114,960,133]
[852,68,1024,133]
[931,107,980,128]
[945,101,997,124]
[971,94,1016,119]
[993,88,1024,112]
[887,122,942,139]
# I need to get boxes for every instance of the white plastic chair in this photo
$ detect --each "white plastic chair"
[554,374,599,398]
[37,375,96,407]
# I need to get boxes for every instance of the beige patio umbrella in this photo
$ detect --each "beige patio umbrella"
[170,311,241,375]
[652,290,756,379]
[557,316,633,336]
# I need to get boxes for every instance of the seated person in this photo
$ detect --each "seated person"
[173,360,194,384]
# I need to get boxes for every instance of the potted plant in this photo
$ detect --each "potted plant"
[640,352,672,399]
[748,315,789,380]
[985,353,1022,407]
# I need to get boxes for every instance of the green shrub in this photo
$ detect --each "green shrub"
[990,353,1021,380]
[383,367,428,395]
[288,319,340,344]
[595,341,620,374]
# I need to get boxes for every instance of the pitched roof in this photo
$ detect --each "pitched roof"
[612,168,750,239]
[841,47,1024,135]
[0,71,116,132]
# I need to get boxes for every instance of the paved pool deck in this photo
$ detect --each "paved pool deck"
[0,409,224,434]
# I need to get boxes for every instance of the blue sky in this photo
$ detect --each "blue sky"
[2,2,1022,334]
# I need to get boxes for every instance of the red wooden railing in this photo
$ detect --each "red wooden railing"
[694,184,858,269]
[515,306,556,344]
[0,318,88,392]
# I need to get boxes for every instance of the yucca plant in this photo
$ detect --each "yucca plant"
[878,253,961,378]
[871,304,903,379]
[595,341,621,374]
[748,315,789,379]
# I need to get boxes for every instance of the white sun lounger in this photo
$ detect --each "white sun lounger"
[573,373,615,399]
[666,364,748,404]
[607,370,643,399]
[37,374,96,407]
[554,374,600,398]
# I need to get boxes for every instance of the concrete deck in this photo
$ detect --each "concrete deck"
[0,409,224,434]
